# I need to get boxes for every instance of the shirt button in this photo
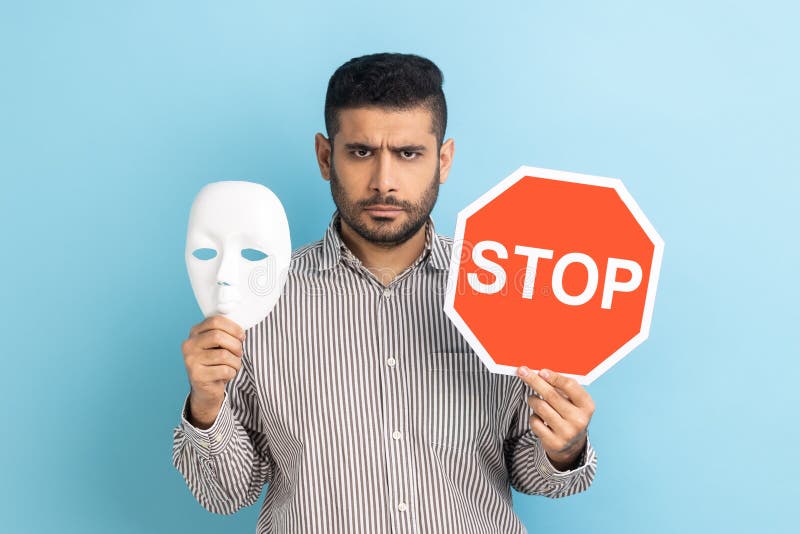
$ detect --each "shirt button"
[215,433,223,443]
[386,357,396,367]
[397,502,408,512]
[383,288,393,298]
[392,431,402,440]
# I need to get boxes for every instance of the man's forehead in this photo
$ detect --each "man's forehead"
[335,105,437,143]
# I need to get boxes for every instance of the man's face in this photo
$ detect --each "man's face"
[317,106,453,247]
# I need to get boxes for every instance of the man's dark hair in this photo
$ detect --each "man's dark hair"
[324,52,447,146]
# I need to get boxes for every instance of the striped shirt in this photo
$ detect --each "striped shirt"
[172,211,598,533]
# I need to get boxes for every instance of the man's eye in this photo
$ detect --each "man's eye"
[400,151,419,160]
[353,149,372,158]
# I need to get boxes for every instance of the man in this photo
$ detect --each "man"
[173,52,597,533]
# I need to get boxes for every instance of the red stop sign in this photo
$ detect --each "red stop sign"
[444,166,664,384]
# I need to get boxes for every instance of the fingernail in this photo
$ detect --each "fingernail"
[518,366,530,377]
[539,369,551,379]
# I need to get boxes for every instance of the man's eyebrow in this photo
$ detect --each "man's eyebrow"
[392,144,427,152]
[343,142,427,152]
[344,142,377,151]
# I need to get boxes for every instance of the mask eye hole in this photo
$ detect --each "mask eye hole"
[192,248,217,260]
[241,248,268,261]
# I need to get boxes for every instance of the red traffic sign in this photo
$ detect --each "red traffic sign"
[444,166,664,384]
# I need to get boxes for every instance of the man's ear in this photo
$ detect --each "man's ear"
[438,138,455,185]
[315,133,332,181]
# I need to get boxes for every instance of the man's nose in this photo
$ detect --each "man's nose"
[369,151,398,194]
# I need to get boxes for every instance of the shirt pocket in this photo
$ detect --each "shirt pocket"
[423,351,499,451]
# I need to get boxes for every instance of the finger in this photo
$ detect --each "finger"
[517,367,576,418]
[532,413,586,458]
[528,413,557,444]
[197,348,242,372]
[188,362,238,390]
[538,369,594,411]
[191,315,246,341]
[527,384,569,400]
[197,330,244,357]
[527,395,568,436]
[201,364,239,383]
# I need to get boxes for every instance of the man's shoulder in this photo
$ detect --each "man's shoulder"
[288,239,326,274]
[431,232,454,268]
[436,233,454,247]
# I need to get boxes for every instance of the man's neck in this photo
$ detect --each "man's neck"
[338,217,428,287]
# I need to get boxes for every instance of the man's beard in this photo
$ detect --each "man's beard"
[329,160,440,248]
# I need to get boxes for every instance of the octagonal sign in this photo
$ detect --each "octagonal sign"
[444,166,664,384]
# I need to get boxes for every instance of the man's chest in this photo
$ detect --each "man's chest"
[250,278,519,453]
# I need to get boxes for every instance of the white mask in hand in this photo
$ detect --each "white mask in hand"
[185,181,291,330]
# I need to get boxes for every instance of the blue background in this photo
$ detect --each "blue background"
[2,1,797,532]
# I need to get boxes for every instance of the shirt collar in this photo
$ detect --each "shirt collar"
[318,210,449,272]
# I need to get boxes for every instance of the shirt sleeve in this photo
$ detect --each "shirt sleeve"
[503,380,598,498]
[171,340,274,514]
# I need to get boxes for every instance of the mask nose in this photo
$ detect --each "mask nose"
[216,247,238,286]
[215,249,241,312]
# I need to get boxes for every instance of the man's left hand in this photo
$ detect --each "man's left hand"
[517,366,595,471]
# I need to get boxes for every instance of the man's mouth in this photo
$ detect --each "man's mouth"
[364,204,404,216]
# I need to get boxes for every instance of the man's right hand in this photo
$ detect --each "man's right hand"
[181,315,246,429]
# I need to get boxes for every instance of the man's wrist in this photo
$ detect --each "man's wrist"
[545,439,587,471]
[187,391,224,429]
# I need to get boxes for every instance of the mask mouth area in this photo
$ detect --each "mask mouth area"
[216,300,237,314]
[216,284,241,313]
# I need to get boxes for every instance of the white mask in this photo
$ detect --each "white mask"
[185,181,291,330]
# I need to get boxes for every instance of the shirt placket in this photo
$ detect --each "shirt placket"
[375,274,420,534]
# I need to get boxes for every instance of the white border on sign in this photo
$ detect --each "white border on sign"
[443,165,665,385]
